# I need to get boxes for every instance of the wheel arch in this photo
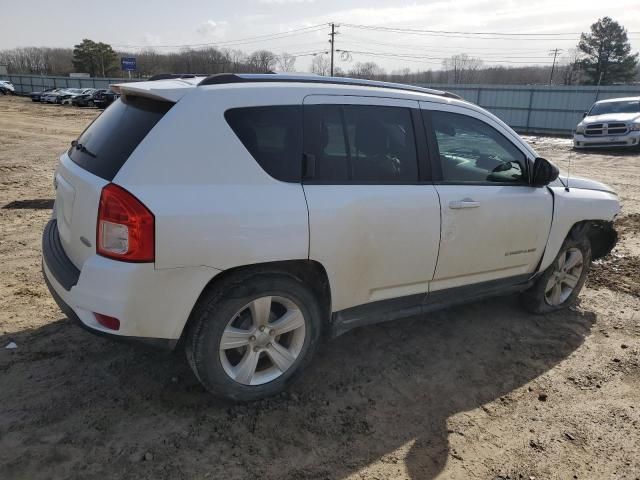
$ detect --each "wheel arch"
[572,219,617,260]
[538,187,619,272]
[178,259,332,346]
[539,218,617,273]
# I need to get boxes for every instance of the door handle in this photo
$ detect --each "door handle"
[449,199,480,209]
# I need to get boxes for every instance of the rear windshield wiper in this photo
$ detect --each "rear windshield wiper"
[71,140,97,158]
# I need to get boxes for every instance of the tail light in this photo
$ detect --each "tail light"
[94,313,120,331]
[97,184,154,262]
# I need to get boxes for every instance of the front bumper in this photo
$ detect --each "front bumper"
[42,219,219,349]
[574,131,640,148]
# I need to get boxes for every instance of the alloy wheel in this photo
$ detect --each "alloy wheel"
[219,296,306,386]
[544,247,584,306]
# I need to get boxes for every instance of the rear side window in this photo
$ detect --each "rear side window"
[69,96,173,180]
[304,104,419,183]
[225,106,303,182]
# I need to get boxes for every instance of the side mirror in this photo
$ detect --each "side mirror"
[531,157,559,187]
[582,112,588,118]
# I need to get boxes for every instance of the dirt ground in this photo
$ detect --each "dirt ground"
[1,95,639,480]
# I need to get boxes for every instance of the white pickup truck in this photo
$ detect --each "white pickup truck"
[574,96,640,148]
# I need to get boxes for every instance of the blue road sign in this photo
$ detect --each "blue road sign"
[121,57,137,72]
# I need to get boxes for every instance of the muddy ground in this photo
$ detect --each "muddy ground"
[1,96,639,480]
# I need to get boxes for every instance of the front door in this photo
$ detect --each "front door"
[422,104,553,292]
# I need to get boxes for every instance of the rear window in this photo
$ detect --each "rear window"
[224,106,302,182]
[69,95,173,180]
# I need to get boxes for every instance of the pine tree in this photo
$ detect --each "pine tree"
[72,39,118,77]
[578,17,639,85]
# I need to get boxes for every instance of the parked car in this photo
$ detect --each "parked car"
[59,88,95,105]
[0,80,15,95]
[41,89,69,104]
[72,89,103,107]
[30,87,58,102]
[42,74,620,401]
[574,96,640,148]
[93,88,119,109]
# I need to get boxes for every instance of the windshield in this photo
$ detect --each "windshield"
[589,100,640,116]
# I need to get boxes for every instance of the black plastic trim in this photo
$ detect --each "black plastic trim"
[42,219,80,291]
[331,273,536,337]
[412,108,432,182]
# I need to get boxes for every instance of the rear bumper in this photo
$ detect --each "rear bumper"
[573,132,640,148]
[42,219,219,349]
[42,264,176,350]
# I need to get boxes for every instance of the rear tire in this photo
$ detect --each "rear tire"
[521,233,591,314]
[185,273,323,401]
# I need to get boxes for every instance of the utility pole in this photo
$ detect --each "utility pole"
[548,48,562,85]
[329,23,336,76]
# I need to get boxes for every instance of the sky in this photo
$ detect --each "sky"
[1,0,639,72]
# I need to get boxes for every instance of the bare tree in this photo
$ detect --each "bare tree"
[276,53,296,72]
[560,48,583,85]
[442,54,483,84]
[348,61,385,80]
[247,50,277,73]
[310,54,331,76]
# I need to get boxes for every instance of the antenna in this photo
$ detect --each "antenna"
[565,150,571,192]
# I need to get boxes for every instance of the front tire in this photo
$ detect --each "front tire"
[521,233,591,314]
[185,274,323,401]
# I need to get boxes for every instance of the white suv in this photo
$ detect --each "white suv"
[574,96,640,148]
[43,74,620,401]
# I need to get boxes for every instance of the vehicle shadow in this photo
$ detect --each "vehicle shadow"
[2,199,55,210]
[0,295,595,480]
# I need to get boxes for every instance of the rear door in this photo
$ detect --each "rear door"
[302,95,441,312]
[55,95,173,269]
[421,102,553,292]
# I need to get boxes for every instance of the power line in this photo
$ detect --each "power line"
[342,23,640,39]
[340,24,580,40]
[338,35,562,53]
[339,42,557,59]
[342,22,584,36]
[113,23,329,49]
[337,49,557,65]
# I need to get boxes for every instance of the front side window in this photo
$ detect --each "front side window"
[225,106,302,182]
[306,104,419,183]
[430,111,526,184]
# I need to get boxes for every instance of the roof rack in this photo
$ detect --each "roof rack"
[148,73,208,81]
[198,73,462,100]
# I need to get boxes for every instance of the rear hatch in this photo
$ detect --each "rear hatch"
[54,95,173,269]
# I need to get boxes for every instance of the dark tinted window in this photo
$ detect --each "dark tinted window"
[225,106,302,182]
[430,111,526,184]
[69,96,172,180]
[306,105,418,183]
